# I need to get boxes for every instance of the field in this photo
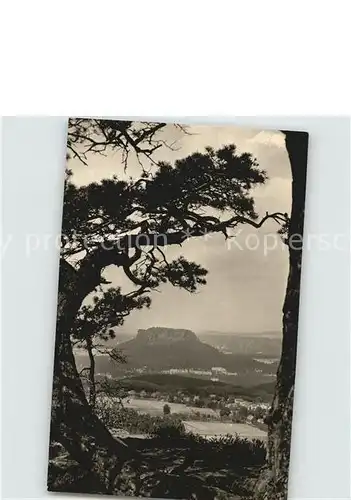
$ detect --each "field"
[183,421,267,441]
[124,397,217,416]
[121,398,267,442]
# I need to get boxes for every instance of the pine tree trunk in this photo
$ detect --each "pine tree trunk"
[48,259,129,494]
[255,131,309,500]
[86,335,97,408]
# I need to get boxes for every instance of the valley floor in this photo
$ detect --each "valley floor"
[120,397,267,441]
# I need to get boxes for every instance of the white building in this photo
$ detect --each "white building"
[211,367,227,375]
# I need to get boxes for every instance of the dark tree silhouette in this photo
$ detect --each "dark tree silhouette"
[255,131,309,500]
[163,404,171,415]
[73,288,146,407]
[219,407,231,418]
[49,119,288,494]
[66,118,187,170]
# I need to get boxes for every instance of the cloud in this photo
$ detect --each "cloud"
[247,130,286,149]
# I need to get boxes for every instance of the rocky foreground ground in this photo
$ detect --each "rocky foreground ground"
[49,434,265,499]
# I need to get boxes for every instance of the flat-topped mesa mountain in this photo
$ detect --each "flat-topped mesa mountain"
[114,327,218,371]
[136,327,199,345]
[91,327,278,377]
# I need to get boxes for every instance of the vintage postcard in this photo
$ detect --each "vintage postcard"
[48,119,309,500]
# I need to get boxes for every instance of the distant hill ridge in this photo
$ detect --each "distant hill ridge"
[97,326,279,377]
[198,330,282,338]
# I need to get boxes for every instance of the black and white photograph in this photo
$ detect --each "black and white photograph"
[47,119,309,500]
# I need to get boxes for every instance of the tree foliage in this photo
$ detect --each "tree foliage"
[62,132,287,368]
[63,140,286,341]
[74,287,150,342]
[66,119,186,169]
[163,404,171,415]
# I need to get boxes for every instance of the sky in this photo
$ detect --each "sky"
[68,122,292,335]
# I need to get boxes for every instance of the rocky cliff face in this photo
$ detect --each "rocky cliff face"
[109,326,229,372]
[136,327,199,344]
